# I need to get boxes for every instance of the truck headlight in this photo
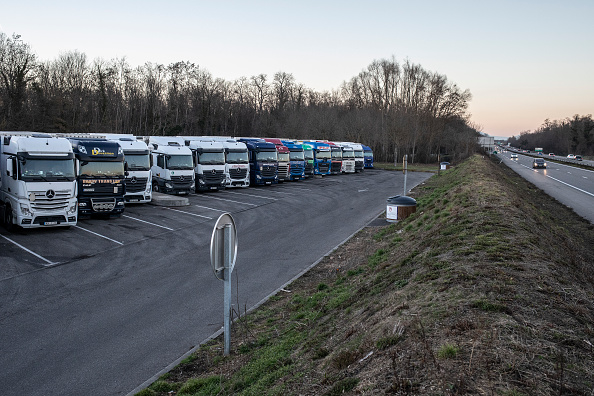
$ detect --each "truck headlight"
[68,204,77,214]
[165,183,173,189]
[191,182,195,189]
[20,203,32,216]
[199,179,205,184]
[259,165,263,171]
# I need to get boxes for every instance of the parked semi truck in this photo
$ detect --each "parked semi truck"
[220,139,250,187]
[68,137,127,217]
[281,140,306,181]
[237,138,278,185]
[304,141,332,175]
[362,145,374,168]
[147,137,195,195]
[327,142,343,175]
[351,143,365,172]
[264,138,290,182]
[182,138,227,192]
[0,132,78,229]
[335,142,356,173]
[101,134,152,203]
[301,143,315,177]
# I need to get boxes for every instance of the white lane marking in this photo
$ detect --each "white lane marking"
[198,195,257,206]
[223,191,277,200]
[0,234,55,265]
[122,215,174,230]
[191,204,227,212]
[163,207,212,219]
[74,225,124,245]
[545,175,594,198]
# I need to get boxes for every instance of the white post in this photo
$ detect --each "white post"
[403,154,408,196]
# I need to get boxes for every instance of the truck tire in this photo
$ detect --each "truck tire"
[4,204,15,232]
[152,181,160,193]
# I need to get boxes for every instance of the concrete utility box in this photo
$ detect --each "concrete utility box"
[386,195,417,222]
[440,162,450,170]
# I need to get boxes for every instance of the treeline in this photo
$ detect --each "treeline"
[0,33,480,162]
[507,115,594,156]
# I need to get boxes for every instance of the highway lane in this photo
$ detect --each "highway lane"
[498,151,594,223]
[0,169,432,396]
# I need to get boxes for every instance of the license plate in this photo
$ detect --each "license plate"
[44,221,58,226]
[210,187,217,190]
[129,199,139,202]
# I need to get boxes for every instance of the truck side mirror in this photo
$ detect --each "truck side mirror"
[6,158,13,177]
[124,162,129,177]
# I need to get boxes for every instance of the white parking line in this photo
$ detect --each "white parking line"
[223,190,277,200]
[163,207,212,219]
[74,225,124,245]
[198,196,257,206]
[191,204,227,212]
[122,215,174,230]
[0,234,55,265]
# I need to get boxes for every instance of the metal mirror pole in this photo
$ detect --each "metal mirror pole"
[223,224,232,356]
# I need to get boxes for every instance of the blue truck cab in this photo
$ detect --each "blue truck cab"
[281,140,306,181]
[362,145,374,168]
[237,138,278,185]
[304,141,331,175]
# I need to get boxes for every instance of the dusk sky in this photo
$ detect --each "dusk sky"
[2,0,593,138]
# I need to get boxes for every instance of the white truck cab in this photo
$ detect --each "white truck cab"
[0,132,78,229]
[334,142,356,173]
[182,138,227,192]
[147,137,195,195]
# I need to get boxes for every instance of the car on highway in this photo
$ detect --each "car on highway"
[510,153,518,160]
[533,158,547,169]
[567,154,576,159]
[575,155,583,161]
[548,153,555,157]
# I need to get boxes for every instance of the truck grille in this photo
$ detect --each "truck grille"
[204,170,225,183]
[91,198,116,212]
[29,190,71,211]
[291,164,304,175]
[319,163,330,173]
[331,162,342,173]
[305,163,314,174]
[229,168,247,179]
[355,161,364,171]
[125,177,148,193]
[262,165,276,178]
[278,163,289,177]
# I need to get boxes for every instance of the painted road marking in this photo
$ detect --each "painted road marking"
[74,225,124,245]
[223,190,277,200]
[198,195,257,206]
[122,215,174,230]
[163,207,212,219]
[0,234,55,265]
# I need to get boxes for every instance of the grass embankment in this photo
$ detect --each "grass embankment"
[374,161,440,172]
[138,155,594,396]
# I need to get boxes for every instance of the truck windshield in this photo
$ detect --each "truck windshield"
[331,150,342,159]
[278,153,290,162]
[79,161,124,177]
[304,150,314,161]
[289,151,305,161]
[125,153,150,171]
[20,158,76,181]
[342,149,355,159]
[226,151,249,164]
[166,155,193,170]
[316,150,331,160]
[354,151,364,159]
[199,152,225,165]
[256,150,278,162]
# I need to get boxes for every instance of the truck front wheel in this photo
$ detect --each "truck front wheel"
[4,204,15,232]
[152,181,160,193]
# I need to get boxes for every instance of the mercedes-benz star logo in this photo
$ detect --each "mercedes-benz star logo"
[179,176,185,182]
[130,176,137,184]
[211,169,216,174]
[45,189,56,199]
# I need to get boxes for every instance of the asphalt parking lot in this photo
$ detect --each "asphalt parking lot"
[0,169,433,396]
